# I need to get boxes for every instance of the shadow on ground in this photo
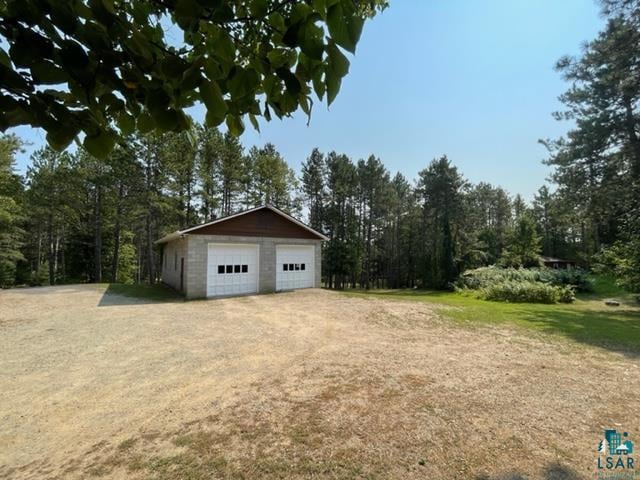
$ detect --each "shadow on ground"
[98,283,183,306]
[347,289,640,358]
[476,462,583,480]
[521,308,640,358]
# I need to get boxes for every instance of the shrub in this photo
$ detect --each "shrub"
[593,237,640,293]
[476,280,575,304]
[457,266,592,293]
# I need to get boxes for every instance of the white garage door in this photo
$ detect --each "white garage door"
[207,244,259,297]
[276,245,314,291]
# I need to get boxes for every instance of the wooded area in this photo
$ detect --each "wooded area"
[0,1,638,293]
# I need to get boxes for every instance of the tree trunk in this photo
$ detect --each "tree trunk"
[146,215,155,284]
[111,182,124,283]
[94,184,103,283]
[623,95,640,180]
[47,212,54,285]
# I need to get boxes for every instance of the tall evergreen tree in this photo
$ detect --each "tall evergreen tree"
[417,156,467,288]
[0,134,25,287]
[301,148,327,232]
[246,143,298,211]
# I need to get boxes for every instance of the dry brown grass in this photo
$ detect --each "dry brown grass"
[0,285,638,479]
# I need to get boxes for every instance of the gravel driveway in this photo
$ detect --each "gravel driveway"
[0,285,638,479]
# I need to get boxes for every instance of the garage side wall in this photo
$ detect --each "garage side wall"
[186,235,322,299]
[161,238,188,293]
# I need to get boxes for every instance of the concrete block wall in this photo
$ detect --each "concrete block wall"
[161,237,188,293]
[184,234,322,299]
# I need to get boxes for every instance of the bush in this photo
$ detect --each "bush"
[476,280,575,304]
[457,266,592,293]
[593,237,640,293]
[455,266,586,304]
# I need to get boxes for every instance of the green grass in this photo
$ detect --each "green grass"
[104,283,182,302]
[343,277,640,354]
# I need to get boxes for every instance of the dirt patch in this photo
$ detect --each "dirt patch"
[0,286,638,479]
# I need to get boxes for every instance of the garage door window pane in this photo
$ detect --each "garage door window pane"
[242,265,248,273]
[295,264,300,271]
[218,265,224,274]
[234,265,240,273]
[226,265,233,273]
[283,264,288,271]
[301,263,305,270]
[289,263,294,270]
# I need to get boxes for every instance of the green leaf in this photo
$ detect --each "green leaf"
[326,2,364,53]
[228,67,259,99]
[213,30,236,62]
[161,55,188,78]
[174,0,203,29]
[117,112,135,135]
[249,0,268,17]
[276,68,301,95]
[30,62,68,84]
[282,22,302,48]
[312,0,327,20]
[225,114,245,136]
[312,68,325,100]
[300,22,324,61]
[204,57,226,80]
[46,123,80,151]
[248,113,260,132]
[325,69,341,106]
[267,49,295,69]
[154,108,180,131]
[0,49,10,67]
[83,130,117,158]
[300,95,312,121]
[327,43,350,77]
[268,12,286,32]
[138,111,155,133]
[200,80,228,125]
[290,3,313,24]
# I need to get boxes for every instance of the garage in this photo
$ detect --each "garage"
[276,245,315,291]
[157,205,327,299]
[207,243,259,297]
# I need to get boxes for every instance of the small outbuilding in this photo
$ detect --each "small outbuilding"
[540,256,577,269]
[156,205,327,299]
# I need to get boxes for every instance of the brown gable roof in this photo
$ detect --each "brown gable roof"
[155,205,328,244]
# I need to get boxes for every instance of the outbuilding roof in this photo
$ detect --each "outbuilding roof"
[155,205,329,244]
[540,256,575,264]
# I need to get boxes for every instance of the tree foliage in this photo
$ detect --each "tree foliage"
[0,0,386,157]
[540,0,640,290]
[0,134,24,286]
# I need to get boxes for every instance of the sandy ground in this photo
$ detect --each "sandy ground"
[0,285,639,480]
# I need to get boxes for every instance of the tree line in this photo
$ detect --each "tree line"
[0,131,609,291]
[0,0,638,292]
[0,128,299,287]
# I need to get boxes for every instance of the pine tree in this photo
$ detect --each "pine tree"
[247,143,298,211]
[417,156,467,288]
[500,214,542,268]
[301,148,327,232]
[0,135,25,287]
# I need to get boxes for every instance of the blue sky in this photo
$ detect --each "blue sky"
[11,0,603,199]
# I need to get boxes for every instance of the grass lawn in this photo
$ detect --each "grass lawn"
[103,282,183,302]
[344,276,640,354]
